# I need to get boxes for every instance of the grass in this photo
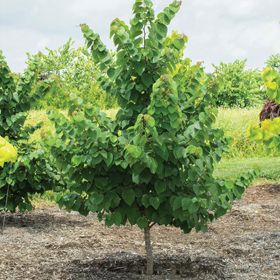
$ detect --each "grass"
[214,157,280,183]
[215,107,280,158]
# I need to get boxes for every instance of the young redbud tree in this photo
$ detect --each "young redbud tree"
[49,0,255,275]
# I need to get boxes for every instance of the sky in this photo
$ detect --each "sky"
[0,0,279,72]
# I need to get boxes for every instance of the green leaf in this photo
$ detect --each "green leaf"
[142,194,150,208]
[137,217,149,229]
[155,181,166,194]
[122,189,136,206]
[155,22,167,37]
[172,197,182,211]
[13,92,19,103]
[85,107,94,118]
[134,61,145,75]
[141,73,153,87]
[173,38,186,50]
[95,177,109,188]
[111,211,123,225]
[186,145,203,156]
[87,193,104,211]
[104,153,114,166]
[144,114,155,127]
[181,197,192,211]
[107,67,116,79]
[71,155,83,166]
[127,207,140,225]
[110,192,121,208]
[173,146,186,159]
[126,144,142,159]
[145,156,158,174]
[149,197,160,210]
[93,193,104,205]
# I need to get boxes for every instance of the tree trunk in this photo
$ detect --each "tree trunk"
[144,226,154,276]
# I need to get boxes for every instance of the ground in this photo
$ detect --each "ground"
[0,184,279,280]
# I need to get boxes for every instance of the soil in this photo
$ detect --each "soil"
[0,184,279,280]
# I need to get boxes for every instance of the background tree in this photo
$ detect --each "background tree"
[33,39,117,109]
[209,60,263,108]
[0,51,59,212]
[48,0,255,275]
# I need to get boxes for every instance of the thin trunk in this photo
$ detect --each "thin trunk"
[1,185,10,234]
[144,226,154,276]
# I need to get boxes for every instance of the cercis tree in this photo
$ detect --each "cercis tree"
[49,0,255,275]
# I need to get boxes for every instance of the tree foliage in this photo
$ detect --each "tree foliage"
[0,51,59,212]
[250,67,280,147]
[209,60,263,108]
[48,0,255,274]
[49,0,255,232]
[266,54,280,73]
[0,137,17,167]
[33,39,117,109]
[0,51,48,140]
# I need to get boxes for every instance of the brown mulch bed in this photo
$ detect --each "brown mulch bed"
[0,184,279,280]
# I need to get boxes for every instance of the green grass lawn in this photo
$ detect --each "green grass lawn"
[214,157,280,183]
[215,107,280,158]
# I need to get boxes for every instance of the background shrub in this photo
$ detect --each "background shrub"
[33,39,117,109]
[209,60,263,108]
[266,54,280,72]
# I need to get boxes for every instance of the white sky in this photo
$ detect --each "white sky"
[0,0,279,72]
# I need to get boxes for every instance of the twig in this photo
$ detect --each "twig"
[149,222,156,229]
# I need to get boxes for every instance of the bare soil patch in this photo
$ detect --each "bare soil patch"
[0,184,279,280]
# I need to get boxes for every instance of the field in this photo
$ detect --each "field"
[1,184,279,280]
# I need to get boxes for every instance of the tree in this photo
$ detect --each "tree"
[0,51,59,212]
[33,39,117,109]
[209,60,263,108]
[48,0,255,275]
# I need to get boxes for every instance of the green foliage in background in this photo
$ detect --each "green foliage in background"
[0,51,60,212]
[266,54,280,72]
[215,157,280,182]
[215,107,280,158]
[209,60,263,108]
[250,67,280,149]
[0,137,17,167]
[34,39,117,109]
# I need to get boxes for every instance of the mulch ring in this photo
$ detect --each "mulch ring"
[65,252,227,280]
